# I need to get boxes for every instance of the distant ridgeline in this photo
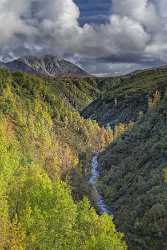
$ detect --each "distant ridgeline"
[0,55,88,77]
[0,68,127,250]
[82,66,167,250]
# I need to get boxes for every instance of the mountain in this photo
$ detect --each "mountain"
[1,55,88,77]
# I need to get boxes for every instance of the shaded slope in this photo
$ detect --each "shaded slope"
[82,67,167,126]
[96,84,167,249]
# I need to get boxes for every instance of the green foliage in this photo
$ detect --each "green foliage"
[76,199,127,250]
[6,166,126,250]
[8,167,76,250]
[50,77,100,111]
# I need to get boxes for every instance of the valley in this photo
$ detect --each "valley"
[0,58,167,249]
[0,0,166,249]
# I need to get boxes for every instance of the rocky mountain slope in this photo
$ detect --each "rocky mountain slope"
[0,55,88,77]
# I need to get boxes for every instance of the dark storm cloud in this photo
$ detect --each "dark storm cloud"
[0,0,167,74]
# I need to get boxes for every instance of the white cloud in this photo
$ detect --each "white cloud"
[0,0,167,73]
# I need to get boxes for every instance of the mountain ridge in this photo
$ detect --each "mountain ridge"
[0,55,88,77]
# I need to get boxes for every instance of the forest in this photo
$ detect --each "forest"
[0,0,166,249]
[0,69,127,249]
[1,65,167,250]
[83,67,167,250]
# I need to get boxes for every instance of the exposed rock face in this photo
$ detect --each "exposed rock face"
[1,55,87,77]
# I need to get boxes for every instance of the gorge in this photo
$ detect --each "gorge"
[0,59,167,249]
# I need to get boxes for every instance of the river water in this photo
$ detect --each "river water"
[89,154,111,215]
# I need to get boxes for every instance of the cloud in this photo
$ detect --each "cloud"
[0,0,167,74]
[112,0,160,30]
[0,0,35,45]
[0,0,81,56]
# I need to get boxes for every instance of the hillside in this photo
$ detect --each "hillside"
[82,67,167,126]
[98,96,167,250]
[1,55,88,77]
[82,66,167,249]
[48,76,100,111]
[0,69,106,192]
[0,68,127,249]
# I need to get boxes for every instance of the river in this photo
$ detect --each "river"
[89,154,111,215]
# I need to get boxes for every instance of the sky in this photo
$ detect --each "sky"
[0,0,167,75]
[75,0,111,25]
